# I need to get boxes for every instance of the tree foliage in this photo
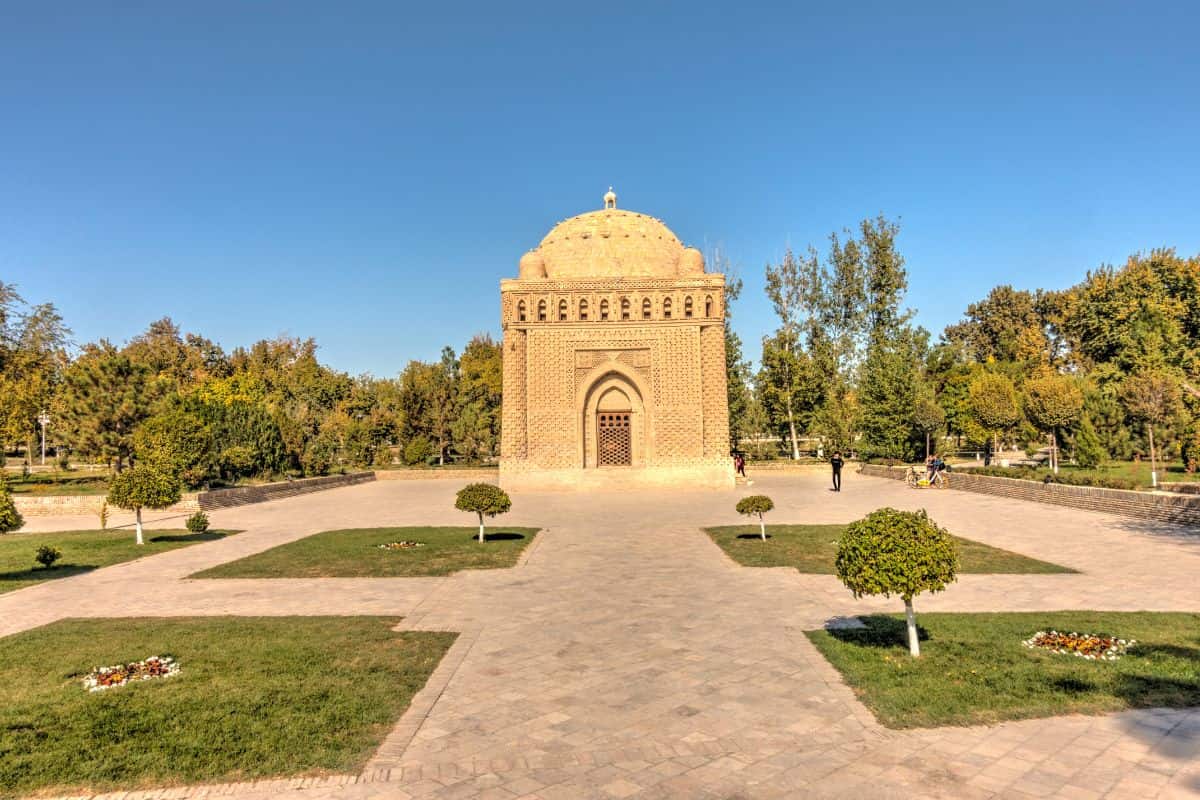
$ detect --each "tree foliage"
[0,474,24,533]
[454,482,512,542]
[736,494,774,540]
[835,508,958,656]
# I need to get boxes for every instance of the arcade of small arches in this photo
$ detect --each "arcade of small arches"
[510,292,718,325]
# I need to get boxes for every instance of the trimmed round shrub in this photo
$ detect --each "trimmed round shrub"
[835,508,958,657]
[107,466,182,545]
[735,495,774,541]
[454,483,512,542]
[185,511,210,533]
[35,545,62,569]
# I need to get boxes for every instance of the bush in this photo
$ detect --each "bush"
[185,511,210,533]
[835,508,958,657]
[0,475,24,534]
[454,482,512,542]
[56,450,71,471]
[35,545,62,569]
[967,465,1137,490]
[403,437,434,466]
[735,495,774,541]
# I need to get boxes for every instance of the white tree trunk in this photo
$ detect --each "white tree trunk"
[904,598,920,657]
[478,512,485,543]
[135,507,144,546]
[759,513,766,541]
[1051,432,1058,474]
[1148,424,1157,488]
[786,402,800,460]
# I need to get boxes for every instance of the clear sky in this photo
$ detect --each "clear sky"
[2,2,1198,376]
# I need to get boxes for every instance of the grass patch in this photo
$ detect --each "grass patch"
[0,530,237,594]
[0,616,455,797]
[705,525,1073,574]
[191,526,540,579]
[806,612,1200,728]
[7,472,110,495]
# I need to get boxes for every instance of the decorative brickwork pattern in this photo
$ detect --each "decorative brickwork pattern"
[500,206,732,489]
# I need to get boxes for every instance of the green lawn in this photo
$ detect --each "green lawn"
[0,529,237,594]
[192,526,540,579]
[0,617,455,798]
[705,525,1073,574]
[7,472,110,495]
[807,612,1200,728]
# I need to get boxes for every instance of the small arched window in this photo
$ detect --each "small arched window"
[579,298,589,321]
[620,297,631,320]
[642,298,652,320]
[537,299,547,322]
[517,300,527,323]
[684,296,694,318]
[663,297,672,319]
[705,295,714,317]
[600,299,610,321]
[558,299,568,321]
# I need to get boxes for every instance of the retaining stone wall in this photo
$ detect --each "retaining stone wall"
[859,464,1200,527]
[374,469,499,482]
[196,472,376,510]
[15,494,199,517]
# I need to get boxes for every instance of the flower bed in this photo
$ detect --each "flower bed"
[83,656,179,691]
[1023,631,1135,661]
[377,541,425,550]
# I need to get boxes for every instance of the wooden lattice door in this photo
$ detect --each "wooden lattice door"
[597,413,631,466]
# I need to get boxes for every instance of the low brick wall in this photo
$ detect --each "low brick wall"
[374,468,499,482]
[14,494,199,517]
[196,472,376,510]
[859,464,1200,527]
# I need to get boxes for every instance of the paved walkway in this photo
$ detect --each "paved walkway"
[6,472,1199,799]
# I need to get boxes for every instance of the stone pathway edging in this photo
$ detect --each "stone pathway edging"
[368,626,484,770]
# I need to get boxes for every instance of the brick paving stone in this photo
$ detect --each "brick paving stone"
[14,474,1200,799]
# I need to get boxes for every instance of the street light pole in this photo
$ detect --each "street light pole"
[37,410,50,466]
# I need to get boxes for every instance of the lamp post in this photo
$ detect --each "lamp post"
[37,410,50,466]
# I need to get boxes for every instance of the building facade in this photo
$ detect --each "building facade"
[499,191,732,489]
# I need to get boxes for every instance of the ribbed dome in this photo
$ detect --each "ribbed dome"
[532,209,686,279]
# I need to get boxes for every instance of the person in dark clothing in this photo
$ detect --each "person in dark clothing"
[830,451,844,492]
[734,453,747,478]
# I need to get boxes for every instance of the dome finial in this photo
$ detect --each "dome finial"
[603,186,617,209]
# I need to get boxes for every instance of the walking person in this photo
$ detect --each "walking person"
[830,450,844,492]
[734,453,747,479]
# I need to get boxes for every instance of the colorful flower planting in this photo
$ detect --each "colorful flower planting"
[377,541,425,550]
[83,656,179,692]
[1023,630,1135,661]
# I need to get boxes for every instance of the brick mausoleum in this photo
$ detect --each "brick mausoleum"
[499,190,732,489]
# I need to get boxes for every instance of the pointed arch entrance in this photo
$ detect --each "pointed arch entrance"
[579,365,649,469]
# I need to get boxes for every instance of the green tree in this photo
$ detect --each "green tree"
[454,483,512,542]
[735,495,774,541]
[763,248,821,459]
[834,508,958,657]
[0,474,24,533]
[943,285,1041,364]
[457,334,502,456]
[1022,373,1084,473]
[59,342,155,471]
[133,408,214,487]
[1122,370,1182,487]
[859,329,927,461]
[1073,413,1107,469]
[968,373,1021,454]
[912,394,946,459]
[107,465,182,545]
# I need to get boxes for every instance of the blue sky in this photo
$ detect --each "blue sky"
[2,2,1198,376]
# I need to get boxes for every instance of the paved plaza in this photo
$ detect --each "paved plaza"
[4,472,1199,800]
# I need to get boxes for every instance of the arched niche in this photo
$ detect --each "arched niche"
[578,363,650,469]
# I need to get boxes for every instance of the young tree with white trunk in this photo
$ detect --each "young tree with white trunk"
[735,495,774,541]
[106,465,181,545]
[834,508,958,657]
[454,482,512,543]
